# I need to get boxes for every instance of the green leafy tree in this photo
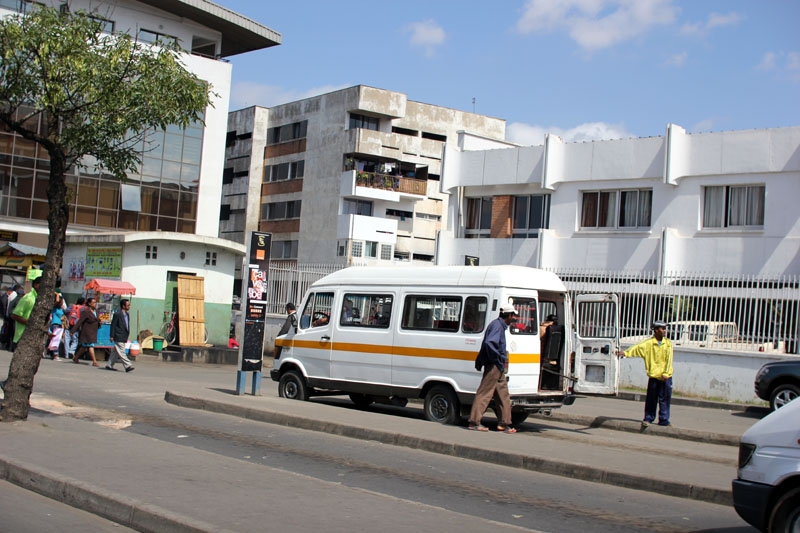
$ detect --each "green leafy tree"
[0,6,213,421]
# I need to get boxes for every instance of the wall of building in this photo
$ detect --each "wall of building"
[439,126,800,276]
[224,86,507,266]
[62,233,244,346]
[619,348,796,404]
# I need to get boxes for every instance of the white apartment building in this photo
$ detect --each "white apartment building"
[0,0,280,246]
[438,124,800,277]
[221,86,506,267]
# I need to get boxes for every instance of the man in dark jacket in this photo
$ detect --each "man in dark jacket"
[107,299,134,372]
[469,304,518,433]
[274,302,297,358]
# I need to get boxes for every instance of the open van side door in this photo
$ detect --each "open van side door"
[573,293,619,395]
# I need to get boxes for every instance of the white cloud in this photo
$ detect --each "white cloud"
[689,119,715,133]
[756,52,777,71]
[406,19,446,57]
[681,11,742,36]
[665,51,687,67]
[507,121,632,145]
[706,12,742,29]
[516,0,678,51]
[755,51,800,81]
[230,82,351,110]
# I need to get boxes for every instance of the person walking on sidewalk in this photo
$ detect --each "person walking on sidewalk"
[107,299,134,372]
[65,297,85,360]
[72,297,100,367]
[10,276,41,352]
[468,304,518,433]
[617,320,674,427]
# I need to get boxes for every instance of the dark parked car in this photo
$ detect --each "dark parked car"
[754,359,800,411]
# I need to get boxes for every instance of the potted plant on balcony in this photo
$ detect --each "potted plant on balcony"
[357,171,369,185]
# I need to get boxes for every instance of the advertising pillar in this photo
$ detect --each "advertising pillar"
[236,231,271,395]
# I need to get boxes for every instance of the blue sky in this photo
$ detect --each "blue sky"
[219,0,800,145]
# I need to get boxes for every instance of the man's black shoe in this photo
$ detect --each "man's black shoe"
[125,367,135,373]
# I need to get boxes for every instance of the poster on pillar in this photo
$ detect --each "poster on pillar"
[239,232,271,372]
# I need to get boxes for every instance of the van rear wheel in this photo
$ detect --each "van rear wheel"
[279,370,309,401]
[424,385,460,425]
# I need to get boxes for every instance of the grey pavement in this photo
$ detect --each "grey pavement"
[0,353,762,532]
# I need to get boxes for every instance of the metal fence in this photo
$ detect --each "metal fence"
[265,263,800,354]
[552,268,799,354]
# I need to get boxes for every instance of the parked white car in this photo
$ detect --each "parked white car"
[732,398,800,532]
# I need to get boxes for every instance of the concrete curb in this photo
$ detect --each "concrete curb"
[530,411,740,447]
[0,453,230,533]
[164,391,732,507]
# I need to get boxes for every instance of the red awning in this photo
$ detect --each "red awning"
[83,279,136,295]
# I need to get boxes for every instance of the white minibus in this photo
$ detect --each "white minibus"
[271,265,619,425]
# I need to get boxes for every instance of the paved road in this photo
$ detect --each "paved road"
[0,351,758,532]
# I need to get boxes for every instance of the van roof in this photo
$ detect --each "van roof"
[311,265,567,291]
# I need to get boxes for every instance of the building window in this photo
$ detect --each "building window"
[337,240,347,257]
[386,208,413,220]
[581,189,652,229]
[342,198,373,216]
[270,240,298,260]
[267,120,307,145]
[138,29,178,46]
[89,15,114,34]
[703,185,765,228]
[205,252,217,266]
[364,241,378,258]
[421,131,447,142]
[465,197,491,238]
[263,160,304,182]
[512,194,550,237]
[380,244,392,261]
[351,241,363,258]
[263,200,301,221]
[349,113,378,131]
[145,245,157,259]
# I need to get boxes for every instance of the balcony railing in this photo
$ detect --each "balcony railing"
[355,171,426,196]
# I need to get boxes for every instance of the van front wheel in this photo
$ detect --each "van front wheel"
[424,385,459,425]
[279,370,309,401]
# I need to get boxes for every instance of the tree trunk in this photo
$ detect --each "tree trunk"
[1,149,69,422]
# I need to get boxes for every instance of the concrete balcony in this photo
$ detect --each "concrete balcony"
[337,213,397,243]
[340,170,426,202]
[346,128,443,166]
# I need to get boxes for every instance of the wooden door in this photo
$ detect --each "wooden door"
[177,274,206,346]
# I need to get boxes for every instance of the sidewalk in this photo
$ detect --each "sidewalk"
[0,354,761,532]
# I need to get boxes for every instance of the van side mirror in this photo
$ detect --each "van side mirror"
[300,315,310,329]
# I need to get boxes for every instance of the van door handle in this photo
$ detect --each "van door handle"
[321,336,330,341]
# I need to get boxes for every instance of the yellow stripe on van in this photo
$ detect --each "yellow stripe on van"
[281,338,540,364]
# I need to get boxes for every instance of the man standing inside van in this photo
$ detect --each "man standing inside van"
[617,320,674,427]
[469,304,518,434]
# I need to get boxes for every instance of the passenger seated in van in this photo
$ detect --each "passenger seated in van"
[341,299,356,323]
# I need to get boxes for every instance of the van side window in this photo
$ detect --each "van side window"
[401,295,462,332]
[300,292,334,329]
[462,296,487,333]
[341,293,393,328]
[509,297,538,335]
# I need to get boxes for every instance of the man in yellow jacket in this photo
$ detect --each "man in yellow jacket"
[617,320,674,427]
